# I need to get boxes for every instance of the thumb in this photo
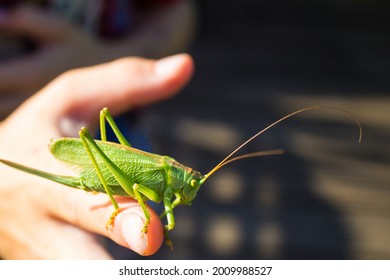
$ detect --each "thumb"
[0,5,75,43]
[45,189,165,256]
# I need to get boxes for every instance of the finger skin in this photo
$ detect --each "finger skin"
[45,188,164,256]
[50,54,194,123]
[7,53,194,135]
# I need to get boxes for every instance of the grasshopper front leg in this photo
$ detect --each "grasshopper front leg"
[159,188,178,250]
[160,192,181,219]
[162,188,175,231]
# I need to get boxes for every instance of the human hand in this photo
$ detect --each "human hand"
[0,54,194,259]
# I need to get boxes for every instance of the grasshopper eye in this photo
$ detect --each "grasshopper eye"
[190,179,197,187]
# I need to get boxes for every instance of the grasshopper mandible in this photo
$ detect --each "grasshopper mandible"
[0,106,362,249]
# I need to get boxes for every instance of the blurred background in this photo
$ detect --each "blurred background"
[116,0,390,259]
[1,0,389,259]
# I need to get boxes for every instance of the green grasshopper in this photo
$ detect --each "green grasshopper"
[0,106,362,249]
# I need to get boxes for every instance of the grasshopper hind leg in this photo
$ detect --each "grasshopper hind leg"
[158,191,182,250]
[79,128,121,229]
[100,107,131,147]
[79,127,155,236]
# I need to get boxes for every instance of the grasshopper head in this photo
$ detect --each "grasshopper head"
[181,170,205,205]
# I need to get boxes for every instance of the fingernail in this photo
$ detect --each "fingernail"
[122,214,148,255]
[154,54,185,77]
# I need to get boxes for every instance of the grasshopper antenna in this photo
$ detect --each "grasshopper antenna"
[201,105,362,182]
